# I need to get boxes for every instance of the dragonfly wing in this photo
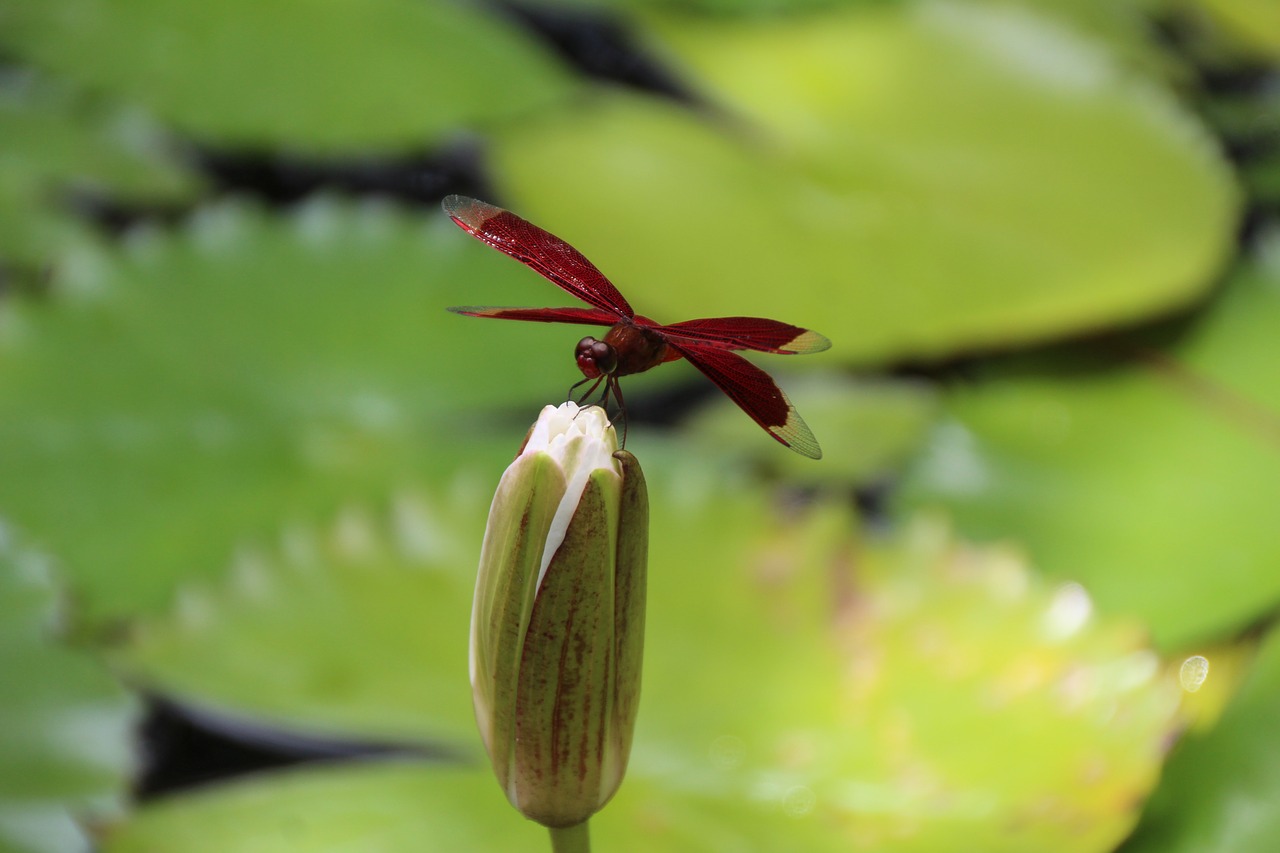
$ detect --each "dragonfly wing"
[443,196,633,319]
[661,317,831,354]
[448,306,619,326]
[667,341,822,459]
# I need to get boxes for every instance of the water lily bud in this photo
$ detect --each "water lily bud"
[470,402,648,828]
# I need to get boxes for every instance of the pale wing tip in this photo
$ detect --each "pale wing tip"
[440,194,467,216]
[787,329,832,354]
[770,409,823,459]
[441,195,499,228]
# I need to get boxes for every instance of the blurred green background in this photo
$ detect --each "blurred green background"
[1,0,1277,850]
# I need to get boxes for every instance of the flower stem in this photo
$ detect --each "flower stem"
[548,821,591,853]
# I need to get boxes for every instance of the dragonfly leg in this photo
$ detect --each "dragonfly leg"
[566,374,626,447]
[569,375,606,407]
[605,376,628,449]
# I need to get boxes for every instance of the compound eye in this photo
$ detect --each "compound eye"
[575,337,617,378]
[590,341,616,372]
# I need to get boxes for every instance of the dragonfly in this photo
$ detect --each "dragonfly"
[443,195,830,458]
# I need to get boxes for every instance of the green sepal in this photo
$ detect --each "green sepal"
[512,466,622,827]
[470,452,567,794]
[607,450,648,797]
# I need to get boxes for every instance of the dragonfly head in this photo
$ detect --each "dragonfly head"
[575,337,618,379]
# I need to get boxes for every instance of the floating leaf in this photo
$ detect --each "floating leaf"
[107,507,1183,851]
[101,763,530,853]
[0,0,576,152]
[116,492,482,745]
[900,240,1280,649]
[631,513,1182,851]
[111,453,802,755]
[0,74,195,269]
[687,374,940,481]
[0,199,591,621]
[1122,627,1280,852]
[0,530,137,853]
[492,2,1237,364]
[99,758,877,852]
[1196,0,1280,57]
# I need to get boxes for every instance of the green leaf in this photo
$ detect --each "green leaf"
[0,74,196,269]
[115,494,482,745]
[0,0,576,152]
[899,241,1280,649]
[0,531,138,853]
[1196,0,1280,57]
[108,453,781,765]
[687,374,940,481]
[1122,627,1280,852]
[632,512,1182,852]
[491,3,1237,364]
[99,757,908,853]
[1200,85,1280,208]
[101,763,534,853]
[112,505,1182,851]
[0,199,589,621]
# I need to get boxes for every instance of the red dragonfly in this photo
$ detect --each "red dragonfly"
[443,195,830,458]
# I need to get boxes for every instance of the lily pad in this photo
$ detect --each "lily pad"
[687,373,940,481]
[899,239,1280,649]
[101,762,531,853]
[491,2,1237,365]
[636,513,1182,851]
[1121,626,1280,852]
[116,493,482,745]
[112,450,813,756]
[0,530,137,853]
[0,0,576,152]
[1196,0,1280,57]
[102,757,886,852]
[0,198,606,621]
[101,757,886,853]
[108,505,1183,851]
[0,73,196,269]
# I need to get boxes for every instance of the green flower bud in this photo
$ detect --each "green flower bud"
[470,403,648,829]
